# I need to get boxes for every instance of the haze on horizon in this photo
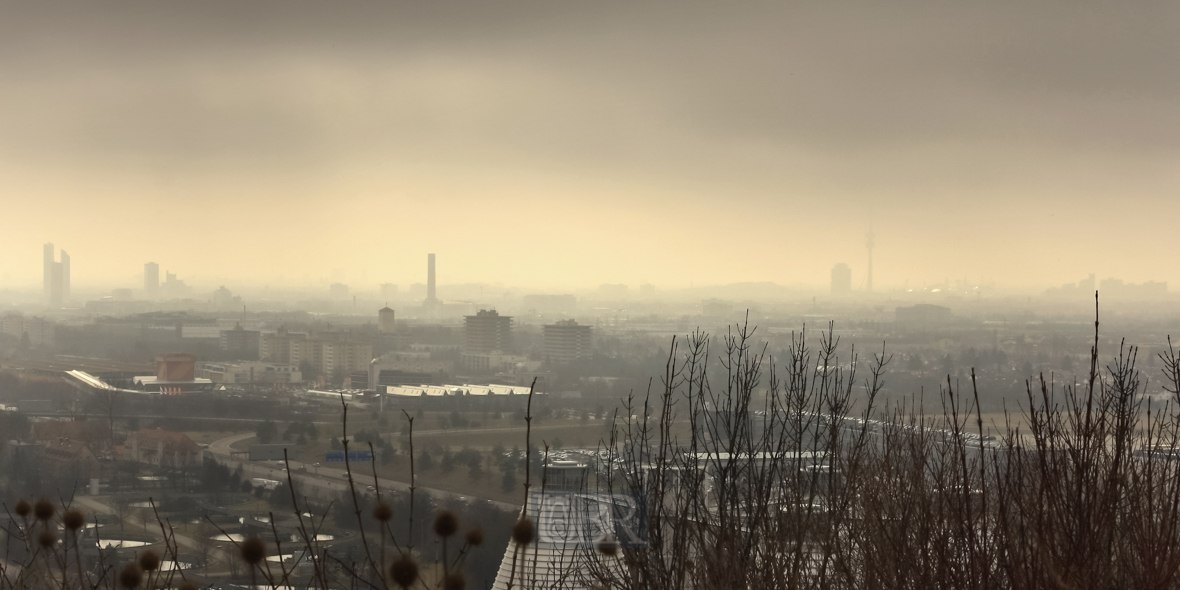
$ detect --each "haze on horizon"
[2,1,1177,294]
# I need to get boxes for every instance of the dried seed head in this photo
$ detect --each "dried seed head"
[433,510,458,538]
[38,530,57,549]
[33,499,55,522]
[389,555,419,588]
[511,518,534,546]
[595,536,619,557]
[119,563,143,589]
[239,536,266,565]
[138,550,161,572]
[373,502,393,522]
[443,572,466,590]
[14,500,31,518]
[62,509,85,531]
[464,526,484,547]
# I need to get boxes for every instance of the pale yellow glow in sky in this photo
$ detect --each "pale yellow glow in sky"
[2,2,1177,293]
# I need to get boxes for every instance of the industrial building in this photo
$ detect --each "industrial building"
[197,361,302,384]
[426,253,438,308]
[131,353,214,393]
[379,382,543,410]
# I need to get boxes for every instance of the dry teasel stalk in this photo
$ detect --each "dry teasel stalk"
[390,555,419,589]
[119,563,143,589]
[443,572,466,590]
[33,499,55,522]
[373,501,393,522]
[62,509,85,531]
[138,550,161,572]
[240,536,267,565]
[434,510,458,538]
[464,526,484,547]
[512,518,534,546]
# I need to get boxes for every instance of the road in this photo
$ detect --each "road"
[205,433,521,512]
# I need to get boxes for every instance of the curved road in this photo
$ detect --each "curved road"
[206,433,521,512]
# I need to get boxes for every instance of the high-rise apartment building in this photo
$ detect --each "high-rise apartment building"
[378,307,396,334]
[543,319,593,364]
[221,323,262,360]
[144,262,160,294]
[464,309,512,353]
[261,329,372,377]
[831,263,852,294]
[1,313,56,347]
[42,244,69,304]
[261,328,308,366]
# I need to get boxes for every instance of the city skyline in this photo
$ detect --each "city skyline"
[2,2,1178,292]
[1,240,1175,298]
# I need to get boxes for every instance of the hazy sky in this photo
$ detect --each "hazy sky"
[2,1,1177,293]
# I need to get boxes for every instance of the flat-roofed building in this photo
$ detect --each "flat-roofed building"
[1,313,56,347]
[261,328,309,365]
[156,353,196,381]
[198,361,301,384]
[464,309,512,353]
[130,353,214,393]
[542,319,593,364]
[261,329,371,377]
[144,262,159,294]
[221,323,262,360]
[378,306,396,334]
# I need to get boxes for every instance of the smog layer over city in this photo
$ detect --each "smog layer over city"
[2,3,1179,589]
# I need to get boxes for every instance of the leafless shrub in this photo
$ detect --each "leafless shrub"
[11,296,1180,589]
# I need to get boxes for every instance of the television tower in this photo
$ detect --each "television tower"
[865,224,875,293]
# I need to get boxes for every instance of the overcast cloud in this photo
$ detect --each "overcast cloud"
[2,1,1177,291]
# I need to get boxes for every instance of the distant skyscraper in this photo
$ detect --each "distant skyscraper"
[42,243,69,304]
[426,253,438,306]
[145,262,160,294]
[831,263,852,294]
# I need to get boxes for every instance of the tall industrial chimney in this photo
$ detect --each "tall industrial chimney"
[427,253,437,305]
